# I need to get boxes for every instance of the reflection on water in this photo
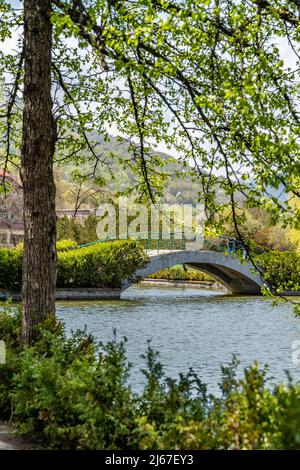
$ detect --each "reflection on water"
[57,285,300,393]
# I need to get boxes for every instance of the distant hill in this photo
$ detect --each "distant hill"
[55,133,230,206]
[2,133,268,209]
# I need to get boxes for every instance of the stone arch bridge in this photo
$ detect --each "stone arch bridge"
[122,250,264,295]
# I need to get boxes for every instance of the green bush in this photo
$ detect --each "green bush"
[258,251,300,292]
[13,239,78,253]
[149,265,213,282]
[0,313,136,449]
[1,309,300,449]
[11,334,135,449]
[0,240,148,291]
[56,240,78,252]
[57,239,148,288]
[0,247,23,292]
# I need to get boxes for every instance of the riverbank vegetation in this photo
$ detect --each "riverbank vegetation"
[0,309,300,450]
[0,240,299,293]
[257,251,300,293]
[230,208,298,253]
[0,0,300,453]
[148,266,213,283]
[56,215,300,289]
[0,240,147,291]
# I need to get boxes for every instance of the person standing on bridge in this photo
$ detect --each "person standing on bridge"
[226,238,235,256]
[242,242,250,260]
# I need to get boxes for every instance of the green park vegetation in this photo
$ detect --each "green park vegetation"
[148,266,213,283]
[1,0,300,452]
[1,310,300,450]
[0,240,148,291]
[0,235,299,292]
[258,251,300,293]
[57,212,300,290]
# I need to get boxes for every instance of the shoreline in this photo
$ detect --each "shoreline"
[140,280,300,297]
[141,278,225,290]
[1,283,299,301]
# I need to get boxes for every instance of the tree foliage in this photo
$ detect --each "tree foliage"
[258,250,300,292]
[0,0,300,231]
[57,214,99,243]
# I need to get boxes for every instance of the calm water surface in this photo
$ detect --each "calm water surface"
[57,286,300,393]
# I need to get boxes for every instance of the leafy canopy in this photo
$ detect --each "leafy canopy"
[0,0,299,231]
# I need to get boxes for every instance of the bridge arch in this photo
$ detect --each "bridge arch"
[123,250,264,294]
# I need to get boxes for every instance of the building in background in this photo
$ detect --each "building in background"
[56,208,95,220]
[0,170,96,247]
[0,170,24,247]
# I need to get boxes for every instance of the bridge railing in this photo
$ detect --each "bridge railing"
[204,237,249,257]
[79,231,187,252]
[139,232,186,253]
[78,232,247,256]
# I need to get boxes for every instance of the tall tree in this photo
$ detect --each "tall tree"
[21,0,57,343]
[0,0,300,341]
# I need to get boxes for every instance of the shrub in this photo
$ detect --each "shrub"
[1,310,300,450]
[149,265,213,282]
[10,333,135,449]
[0,312,300,450]
[14,239,77,253]
[56,239,148,288]
[0,247,22,292]
[56,240,78,252]
[258,251,300,292]
[0,314,136,449]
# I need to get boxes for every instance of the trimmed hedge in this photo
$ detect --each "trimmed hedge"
[57,240,148,288]
[1,243,298,293]
[56,239,78,252]
[0,246,23,292]
[0,240,148,291]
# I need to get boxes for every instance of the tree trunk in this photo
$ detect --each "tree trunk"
[21,0,57,344]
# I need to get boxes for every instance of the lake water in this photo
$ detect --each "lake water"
[57,286,300,394]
